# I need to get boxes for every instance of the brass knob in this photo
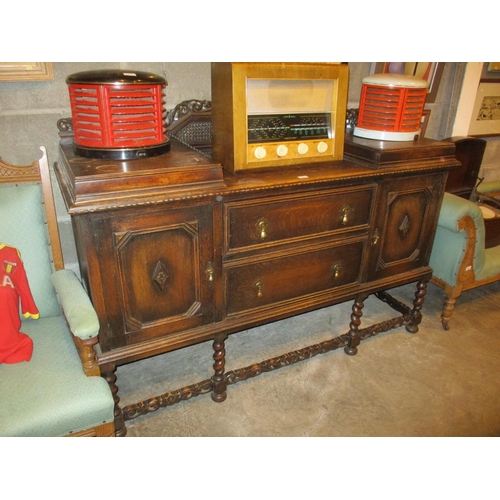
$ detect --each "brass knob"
[254,280,264,298]
[206,262,214,282]
[332,263,341,279]
[372,229,380,246]
[256,218,269,240]
[340,205,352,226]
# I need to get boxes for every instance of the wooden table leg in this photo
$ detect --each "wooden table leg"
[344,292,368,356]
[406,277,429,334]
[101,362,127,437]
[211,333,228,402]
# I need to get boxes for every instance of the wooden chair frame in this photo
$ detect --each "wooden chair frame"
[0,147,114,437]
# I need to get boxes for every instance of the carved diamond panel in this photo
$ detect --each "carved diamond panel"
[152,260,170,292]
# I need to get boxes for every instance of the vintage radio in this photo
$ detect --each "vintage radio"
[211,63,349,174]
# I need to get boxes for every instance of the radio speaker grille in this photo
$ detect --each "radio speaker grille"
[357,84,427,133]
[68,84,167,148]
[66,70,170,159]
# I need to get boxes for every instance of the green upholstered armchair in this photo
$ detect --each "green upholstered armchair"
[429,192,500,330]
[0,147,115,436]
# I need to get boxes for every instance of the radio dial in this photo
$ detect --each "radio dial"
[317,141,328,154]
[254,146,267,159]
[298,143,309,155]
[276,145,288,157]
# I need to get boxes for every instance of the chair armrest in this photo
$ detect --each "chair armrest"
[51,269,100,340]
[436,193,484,232]
[430,193,486,286]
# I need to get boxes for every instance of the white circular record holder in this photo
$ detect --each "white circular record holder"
[353,73,429,141]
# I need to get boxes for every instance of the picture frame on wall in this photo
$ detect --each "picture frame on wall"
[481,62,500,82]
[420,109,431,138]
[0,62,54,81]
[468,81,500,137]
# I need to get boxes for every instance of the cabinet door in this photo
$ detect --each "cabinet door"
[94,204,215,351]
[366,173,446,281]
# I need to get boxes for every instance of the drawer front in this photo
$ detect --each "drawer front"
[225,186,375,254]
[224,239,365,316]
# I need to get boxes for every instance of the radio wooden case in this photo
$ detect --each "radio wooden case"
[211,62,349,174]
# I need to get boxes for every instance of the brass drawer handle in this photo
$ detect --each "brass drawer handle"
[254,280,264,298]
[206,262,214,282]
[340,205,352,226]
[256,218,269,240]
[332,262,342,279]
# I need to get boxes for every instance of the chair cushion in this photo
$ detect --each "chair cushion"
[0,183,61,317]
[0,315,114,437]
[477,180,500,195]
[476,246,500,281]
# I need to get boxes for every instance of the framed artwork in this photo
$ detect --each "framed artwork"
[370,62,444,103]
[468,82,500,137]
[481,62,500,82]
[420,109,431,138]
[0,62,54,81]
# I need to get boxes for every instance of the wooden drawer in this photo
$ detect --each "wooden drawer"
[224,185,375,254]
[224,239,365,316]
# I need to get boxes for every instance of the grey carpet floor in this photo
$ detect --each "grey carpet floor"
[116,281,500,437]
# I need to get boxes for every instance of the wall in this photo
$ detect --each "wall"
[0,62,465,272]
[450,62,500,182]
[0,62,461,164]
[0,62,213,274]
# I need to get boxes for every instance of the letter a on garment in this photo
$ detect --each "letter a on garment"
[0,244,39,364]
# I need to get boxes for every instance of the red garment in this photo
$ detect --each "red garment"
[0,244,39,364]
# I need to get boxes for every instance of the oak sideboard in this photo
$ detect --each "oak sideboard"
[55,131,458,436]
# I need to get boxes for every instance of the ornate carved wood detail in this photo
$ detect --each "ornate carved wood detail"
[57,117,73,133]
[407,277,428,333]
[121,379,214,420]
[0,159,39,183]
[165,99,213,155]
[152,260,170,292]
[165,99,212,127]
[211,334,228,402]
[101,363,127,437]
[112,221,204,332]
[113,230,130,248]
[225,333,350,385]
[345,108,359,130]
[399,214,411,240]
[56,117,75,144]
[120,288,423,422]
[73,336,100,376]
[344,293,367,356]
[456,214,477,285]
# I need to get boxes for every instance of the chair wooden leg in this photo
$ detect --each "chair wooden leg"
[65,421,115,437]
[441,284,462,331]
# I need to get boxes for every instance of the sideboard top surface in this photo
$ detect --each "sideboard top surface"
[56,136,458,214]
